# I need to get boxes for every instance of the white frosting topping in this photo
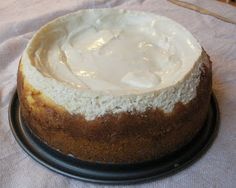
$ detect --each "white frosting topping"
[25,9,201,95]
[21,9,207,120]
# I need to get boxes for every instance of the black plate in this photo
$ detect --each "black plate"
[8,91,220,184]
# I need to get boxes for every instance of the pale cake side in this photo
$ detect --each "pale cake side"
[17,56,212,163]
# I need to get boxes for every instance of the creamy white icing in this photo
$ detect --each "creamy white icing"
[26,9,201,94]
[21,9,207,120]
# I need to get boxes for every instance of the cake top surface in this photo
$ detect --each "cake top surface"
[24,9,201,95]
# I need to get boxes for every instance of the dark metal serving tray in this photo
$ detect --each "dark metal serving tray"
[9,90,220,184]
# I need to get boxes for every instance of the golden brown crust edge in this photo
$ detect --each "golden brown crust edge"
[17,59,212,164]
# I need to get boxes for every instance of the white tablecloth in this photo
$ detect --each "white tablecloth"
[0,0,235,187]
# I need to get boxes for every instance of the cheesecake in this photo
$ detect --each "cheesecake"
[17,9,212,163]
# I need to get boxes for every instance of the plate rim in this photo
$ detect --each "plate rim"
[8,90,220,184]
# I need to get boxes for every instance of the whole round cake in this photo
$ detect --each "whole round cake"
[17,9,212,163]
